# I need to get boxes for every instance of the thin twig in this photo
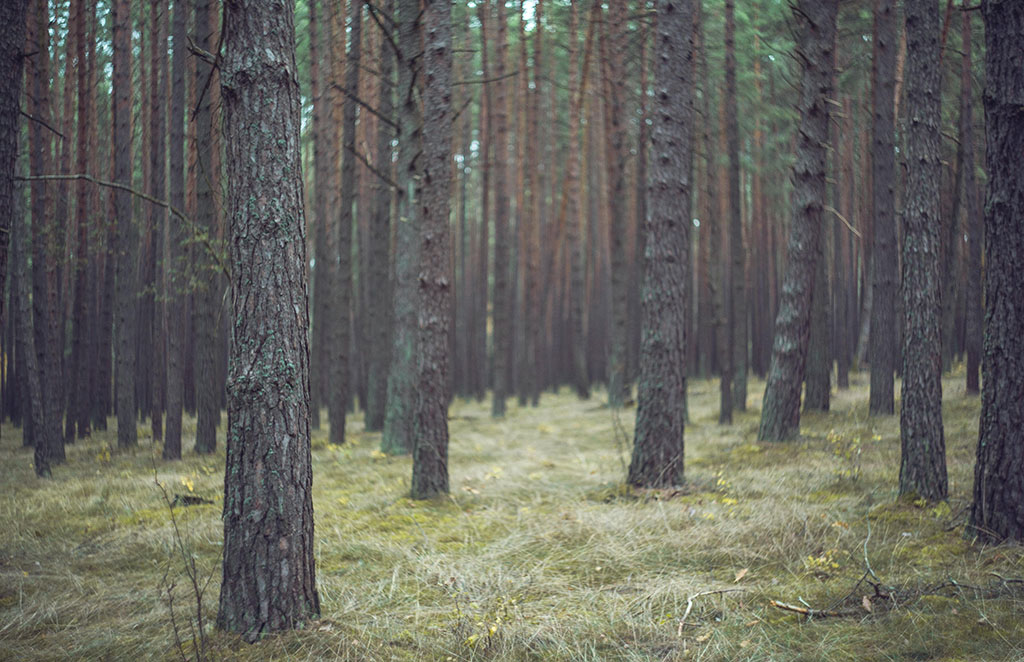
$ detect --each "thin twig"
[16,173,228,277]
[453,70,520,86]
[826,205,862,238]
[20,109,65,140]
[769,599,856,619]
[344,143,398,191]
[677,588,745,636]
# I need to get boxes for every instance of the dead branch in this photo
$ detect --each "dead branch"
[677,588,745,636]
[16,173,228,277]
[769,599,858,619]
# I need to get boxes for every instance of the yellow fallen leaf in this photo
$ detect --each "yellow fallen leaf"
[735,568,748,583]
[862,596,873,613]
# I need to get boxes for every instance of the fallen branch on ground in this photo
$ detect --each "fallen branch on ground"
[677,588,745,636]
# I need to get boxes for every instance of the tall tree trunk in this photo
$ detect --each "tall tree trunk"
[193,0,219,453]
[603,0,630,408]
[757,0,837,442]
[150,0,167,443]
[382,0,421,453]
[307,0,325,429]
[474,0,492,402]
[332,0,361,446]
[69,0,94,441]
[217,0,321,638]
[365,0,393,431]
[490,0,512,418]
[0,1,26,341]
[410,0,453,500]
[724,0,747,411]
[567,0,590,399]
[164,0,187,460]
[969,0,1024,543]
[629,0,694,489]
[28,0,65,464]
[805,220,831,410]
[870,0,898,416]
[961,7,981,396]
[14,177,47,470]
[898,0,946,501]
[524,0,544,407]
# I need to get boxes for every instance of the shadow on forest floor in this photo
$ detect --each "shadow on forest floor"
[0,369,1022,661]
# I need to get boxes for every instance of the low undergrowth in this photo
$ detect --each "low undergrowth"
[0,372,1021,661]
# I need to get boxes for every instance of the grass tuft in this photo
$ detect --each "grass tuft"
[1,372,1022,660]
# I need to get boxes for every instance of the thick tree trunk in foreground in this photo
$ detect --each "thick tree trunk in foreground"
[899,0,946,502]
[217,0,320,638]
[411,0,453,500]
[870,0,898,416]
[758,0,836,442]
[969,0,1024,543]
[629,0,694,489]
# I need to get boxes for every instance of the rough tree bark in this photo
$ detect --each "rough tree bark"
[870,0,898,416]
[629,0,694,489]
[968,0,1023,542]
[757,0,837,442]
[410,0,453,500]
[217,0,321,638]
[898,0,947,501]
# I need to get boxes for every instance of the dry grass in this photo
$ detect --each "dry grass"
[1,372,1022,661]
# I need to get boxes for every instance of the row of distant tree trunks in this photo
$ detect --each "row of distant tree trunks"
[0,0,230,473]
[0,0,988,472]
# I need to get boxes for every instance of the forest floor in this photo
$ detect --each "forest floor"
[1,370,1022,661]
